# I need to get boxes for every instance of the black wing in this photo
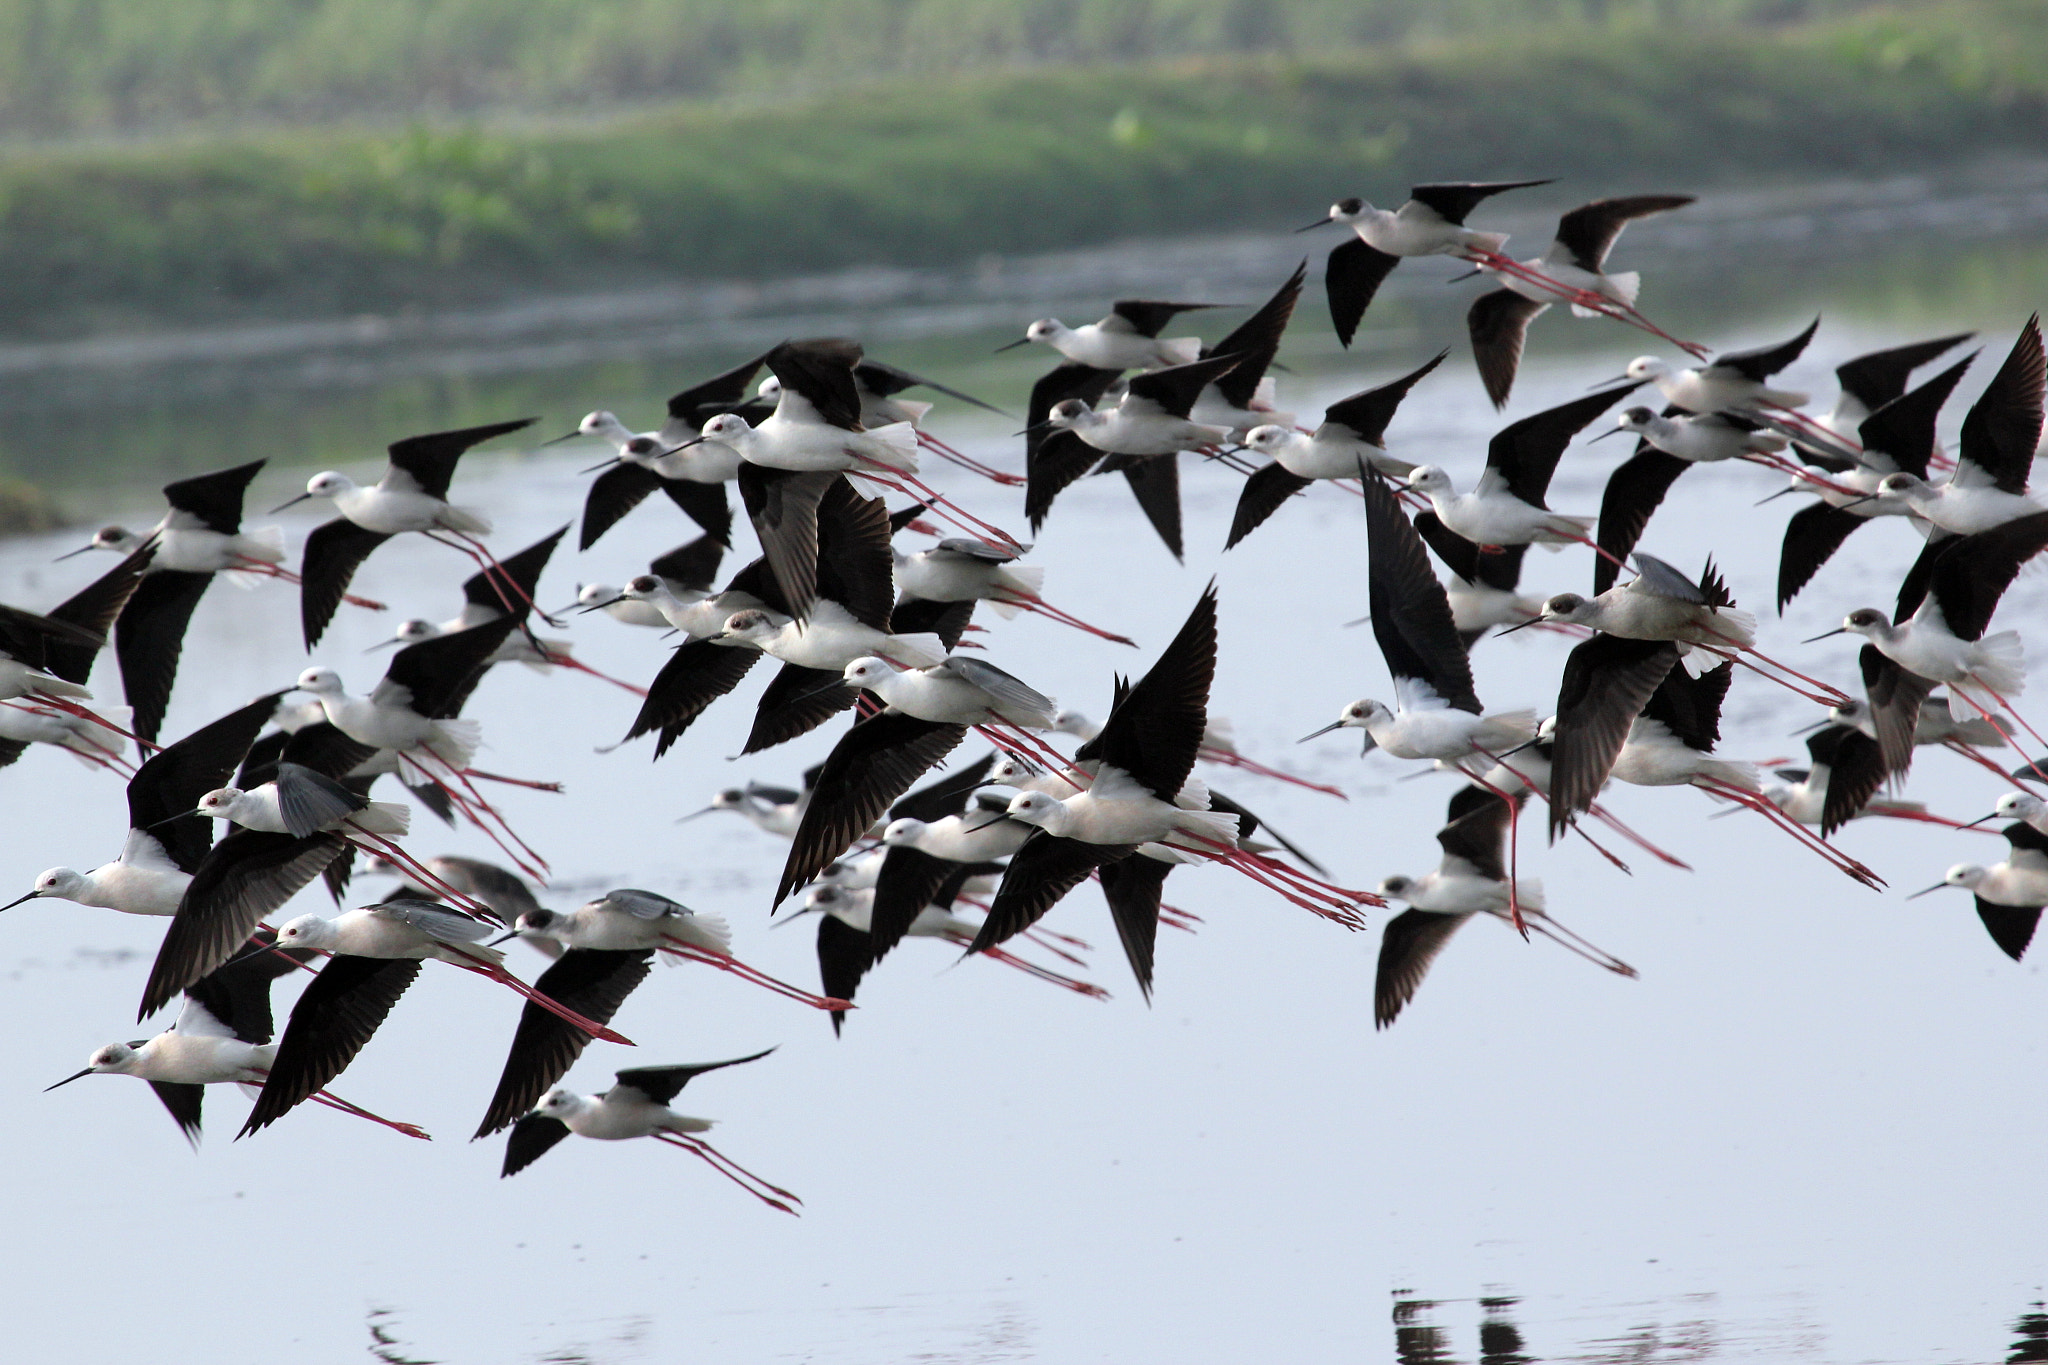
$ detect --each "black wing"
[736,464,838,622]
[45,539,155,685]
[1552,194,1693,272]
[1806,725,1886,838]
[1548,636,1682,838]
[812,478,896,632]
[856,359,1008,416]
[1593,448,1690,596]
[300,518,393,649]
[138,831,344,1021]
[1436,799,1514,884]
[276,720,379,780]
[1835,332,1974,413]
[665,353,771,435]
[1641,659,1733,753]
[741,663,856,755]
[1363,475,1480,713]
[385,418,536,502]
[1468,290,1548,410]
[460,525,564,619]
[1108,299,1222,339]
[578,461,663,550]
[1117,457,1184,562]
[1323,351,1448,446]
[1091,582,1216,800]
[1921,512,2048,641]
[1976,898,2041,962]
[271,762,366,838]
[1713,317,1819,382]
[502,1112,573,1176]
[1487,383,1641,510]
[1857,350,1976,478]
[890,753,997,824]
[1206,787,1326,874]
[240,955,422,1137]
[1775,503,1869,613]
[612,1048,777,1106]
[474,947,653,1138]
[1124,354,1242,421]
[766,338,866,429]
[815,912,873,1037]
[1224,461,1313,550]
[1860,644,1935,781]
[1025,432,1107,532]
[127,692,284,875]
[162,459,264,533]
[1375,909,1472,1030]
[383,616,520,718]
[149,1081,207,1146]
[775,714,969,904]
[648,534,729,594]
[1325,236,1401,348]
[1098,854,1172,1000]
[1199,262,1304,407]
[625,638,761,755]
[866,845,960,961]
[657,478,734,545]
[113,570,214,744]
[973,833,1132,953]
[183,928,312,1044]
[1408,179,1552,225]
[889,597,976,652]
[1955,314,2044,495]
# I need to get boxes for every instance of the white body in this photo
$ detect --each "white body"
[721,602,943,672]
[1409,466,1592,550]
[295,666,481,777]
[1624,357,1808,415]
[17,828,191,917]
[517,889,733,956]
[1018,319,1199,371]
[1245,424,1412,481]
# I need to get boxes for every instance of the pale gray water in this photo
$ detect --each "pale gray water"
[0,180,2044,1362]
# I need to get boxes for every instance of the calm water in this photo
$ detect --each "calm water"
[1,168,2045,1363]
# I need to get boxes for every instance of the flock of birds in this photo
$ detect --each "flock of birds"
[3,177,2045,1212]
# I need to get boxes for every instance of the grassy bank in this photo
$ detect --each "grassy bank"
[2,1,2043,337]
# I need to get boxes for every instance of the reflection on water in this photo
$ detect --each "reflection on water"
[7,162,2048,499]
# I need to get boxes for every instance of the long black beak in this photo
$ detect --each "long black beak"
[579,456,622,474]
[1495,616,1545,636]
[53,543,97,561]
[542,430,585,446]
[1792,718,1829,735]
[1755,486,1798,506]
[0,890,39,912]
[1298,720,1346,743]
[1905,882,1951,900]
[1587,374,1632,390]
[576,596,624,614]
[1294,217,1332,233]
[269,492,315,514]
[1590,425,1628,442]
[45,1067,95,1091]
[486,929,521,947]
[670,435,708,451]
[993,337,1033,354]
[1801,627,1849,643]
[1446,267,1482,283]
[1837,493,1879,510]
[1961,812,2000,829]
[790,677,853,705]
[363,637,404,652]
[676,806,717,822]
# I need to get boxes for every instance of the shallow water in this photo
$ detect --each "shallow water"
[0,172,2045,1362]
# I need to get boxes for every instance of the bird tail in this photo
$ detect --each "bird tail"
[1463,229,1511,257]
[29,671,92,700]
[1699,759,1761,793]
[893,397,934,426]
[223,525,290,588]
[885,632,948,668]
[405,718,481,781]
[1537,514,1596,550]
[1709,607,1758,649]
[355,801,413,836]
[1963,631,2027,701]
[60,706,131,765]
[1480,710,1538,750]
[1757,386,1810,409]
[987,565,1048,617]
[1512,877,1546,913]
[1174,805,1243,846]
[1159,338,1203,366]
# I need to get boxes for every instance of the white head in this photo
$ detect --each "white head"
[1024,319,1064,344]
[1995,791,2045,820]
[881,817,928,846]
[295,666,345,696]
[841,656,894,688]
[1877,472,1930,499]
[1050,708,1098,739]
[578,583,623,609]
[533,1087,584,1119]
[11,868,85,907]
[1327,196,1369,223]
[1404,466,1454,496]
[718,609,778,645]
[1376,874,1416,901]
[621,574,674,604]
[89,525,143,554]
[1004,790,1064,829]
[1242,424,1291,453]
[515,908,565,938]
[984,753,1042,788]
[757,376,783,402]
[1046,398,1094,428]
[273,913,340,952]
[392,618,438,645]
[1616,405,1659,433]
[304,471,354,499]
[194,788,246,822]
[1941,863,1989,891]
[1837,608,1891,640]
[1623,357,1671,382]
[1336,698,1391,729]
[76,1042,141,1077]
[577,410,623,437]
[1537,593,1597,626]
[698,412,753,443]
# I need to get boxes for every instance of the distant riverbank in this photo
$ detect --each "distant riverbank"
[3,1,2044,341]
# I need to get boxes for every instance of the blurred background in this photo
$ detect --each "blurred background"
[3,5,2048,1363]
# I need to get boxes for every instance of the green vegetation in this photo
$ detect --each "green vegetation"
[0,0,1884,138]
[0,1,2041,336]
